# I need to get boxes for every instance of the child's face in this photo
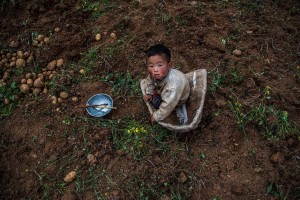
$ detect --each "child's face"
[147,54,171,80]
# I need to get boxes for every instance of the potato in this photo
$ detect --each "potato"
[33,78,44,88]
[56,59,64,68]
[32,72,37,80]
[79,68,85,74]
[37,34,45,42]
[2,58,8,64]
[21,78,27,84]
[63,171,76,183]
[57,97,63,103]
[32,40,39,46]
[4,98,10,105]
[43,87,48,94]
[59,91,69,99]
[49,74,55,80]
[11,56,16,61]
[27,56,34,65]
[54,27,61,32]
[6,53,12,59]
[32,88,42,95]
[26,78,33,86]
[37,73,44,80]
[25,73,32,79]
[95,33,101,41]
[3,71,9,80]
[17,51,24,59]
[47,60,57,70]
[16,59,26,68]
[24,52,30,58]
[110,32,117,39]
[9,61,16,68]
[44,37,50,43]
[19,84,30,93]
[71,96,79,102]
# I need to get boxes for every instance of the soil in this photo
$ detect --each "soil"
[1,0,300,199]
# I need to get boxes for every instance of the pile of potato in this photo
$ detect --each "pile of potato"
[0,49,34,86]
[19,59,65,96]
[32,34,50,47]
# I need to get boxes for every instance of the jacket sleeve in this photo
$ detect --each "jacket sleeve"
[145,76,156,95]
[153,85,184,121]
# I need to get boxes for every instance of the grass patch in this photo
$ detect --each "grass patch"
[101,71,141,97]
[0,82,20,118]
[229,97,299,140]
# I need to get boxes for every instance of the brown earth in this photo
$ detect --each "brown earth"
[0,0,300,199]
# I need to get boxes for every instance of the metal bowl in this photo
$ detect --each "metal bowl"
[86,94,113,117]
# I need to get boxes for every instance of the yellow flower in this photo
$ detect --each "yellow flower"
[135,128,139,133]
[127,129,130,134]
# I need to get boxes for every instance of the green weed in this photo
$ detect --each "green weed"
[111,120,169,159]
[293,65,300,82]
[229,97,299,140]
[229,68,244,84]
[0,82,20,118]
[208,69,225,92]
[80,0,116,19]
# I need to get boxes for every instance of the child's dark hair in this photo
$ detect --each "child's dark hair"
[145,44,171,63]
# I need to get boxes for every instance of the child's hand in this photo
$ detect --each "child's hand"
[143,94,152,102]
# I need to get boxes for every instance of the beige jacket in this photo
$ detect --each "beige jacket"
[145,69,190,121]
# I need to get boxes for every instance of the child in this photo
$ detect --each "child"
[143,44,190,124]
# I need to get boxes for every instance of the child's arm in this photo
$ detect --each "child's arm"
[152,87,183,121]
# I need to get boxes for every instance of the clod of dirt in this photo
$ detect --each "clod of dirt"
[60,91,69,99]
[215,99,226,108]
[27,55,34,65]
[87,154,97,166]
[270,152,285,163]
[95,34,101,41]
[9,40,19,48]
[61,192,77,200]
[178,172,188,183]
[63,171,77,183]
[3,71,10,80]
[116,149,126,156]
[161,194,171,200]
[232,49,242,56]
[16,58,26,68]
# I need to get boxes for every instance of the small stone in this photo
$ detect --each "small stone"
[178,172,187,183]
[246,30,253,34]
[79,69,85,74]
[54,27,61,32]
[232,49,242,56]
[270,152,285,163]
[190,1,197,6]
[71,96,79,102]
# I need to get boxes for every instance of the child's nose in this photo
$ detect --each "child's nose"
[154,66,159,71]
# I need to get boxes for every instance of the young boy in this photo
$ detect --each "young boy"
[143,44,190,124]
